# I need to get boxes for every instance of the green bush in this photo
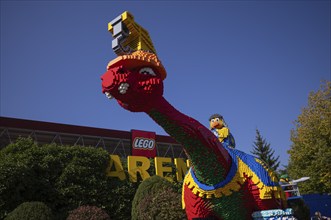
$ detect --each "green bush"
[131,175,185,220]
[4,201,53,220]
[67,205,110,220]
[138,188,186,220]
[0,138,116,219]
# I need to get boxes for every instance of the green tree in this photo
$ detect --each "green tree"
[288,80,331,194]
[251,129,280,172]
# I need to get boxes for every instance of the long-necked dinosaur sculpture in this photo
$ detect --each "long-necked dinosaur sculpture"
[102,11,288,219]
[101,50,287,219]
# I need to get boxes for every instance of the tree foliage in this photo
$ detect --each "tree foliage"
[251,129,280,172]
[288,80,331,194]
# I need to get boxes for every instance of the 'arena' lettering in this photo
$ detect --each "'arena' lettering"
[107,155,190,182]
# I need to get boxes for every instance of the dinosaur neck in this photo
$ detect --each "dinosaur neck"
[146,96,232,185]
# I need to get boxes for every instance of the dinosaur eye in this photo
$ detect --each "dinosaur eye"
[215,118,220,122]
[139,67,156,76]
[211,119,215,122]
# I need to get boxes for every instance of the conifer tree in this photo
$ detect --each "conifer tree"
[251,129,280,172]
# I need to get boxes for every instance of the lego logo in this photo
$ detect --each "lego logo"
[133,138,155,150]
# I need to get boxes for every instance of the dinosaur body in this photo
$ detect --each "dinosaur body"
[101,50,286,219]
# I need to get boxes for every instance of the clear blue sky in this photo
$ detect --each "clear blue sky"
[1,1,330,168]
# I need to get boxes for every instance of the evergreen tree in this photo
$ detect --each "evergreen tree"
[288,80,331,194]
[251,129,280,172]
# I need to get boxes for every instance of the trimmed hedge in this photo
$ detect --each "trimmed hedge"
[4,201,53,220]
[0,137,135,219]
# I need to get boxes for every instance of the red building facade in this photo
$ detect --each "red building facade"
[0,117,186,159]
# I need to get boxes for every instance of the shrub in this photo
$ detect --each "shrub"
[0,138,115,219]
[138,188,186,220]
[4,201,53,220]
[67,205,110,220]
[131,175,185,220]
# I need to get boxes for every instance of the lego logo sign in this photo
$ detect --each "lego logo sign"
[133,138,155,150]
[131,130,157,158]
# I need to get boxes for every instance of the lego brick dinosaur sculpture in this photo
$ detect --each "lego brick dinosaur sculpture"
[101,11,288,219]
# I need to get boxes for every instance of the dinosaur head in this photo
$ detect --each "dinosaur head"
[101,51,166,112]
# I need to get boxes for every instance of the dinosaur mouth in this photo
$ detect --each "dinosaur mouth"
[104,82,130,100]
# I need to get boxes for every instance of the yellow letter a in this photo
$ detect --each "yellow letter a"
[107,155,126,181]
